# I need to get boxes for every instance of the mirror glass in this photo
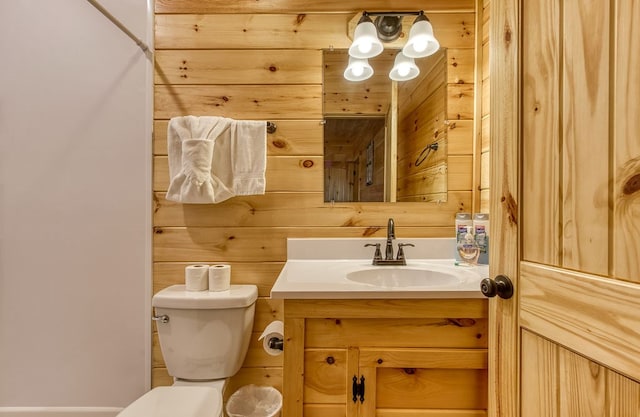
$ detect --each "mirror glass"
[323,48,448,203]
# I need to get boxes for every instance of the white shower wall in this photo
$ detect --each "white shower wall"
[0,0,152,412]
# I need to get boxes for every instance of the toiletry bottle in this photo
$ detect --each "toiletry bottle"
[457,231,480,265]
[454,213,473,265]
[473,213,489,265]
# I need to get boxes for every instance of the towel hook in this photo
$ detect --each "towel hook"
[415,142,439,167]
[267,121,277,134]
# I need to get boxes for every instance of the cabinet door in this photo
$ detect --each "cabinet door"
[356,348,488,416]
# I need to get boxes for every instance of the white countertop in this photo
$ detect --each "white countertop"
[271,238,489,300]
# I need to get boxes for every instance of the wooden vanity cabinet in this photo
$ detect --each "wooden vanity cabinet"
[283,299,488,417]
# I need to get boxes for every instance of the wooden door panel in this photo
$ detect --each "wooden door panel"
[492,0,640,414]
[520,262,640,382]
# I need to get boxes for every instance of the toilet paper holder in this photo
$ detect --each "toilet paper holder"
[267,337,284,351]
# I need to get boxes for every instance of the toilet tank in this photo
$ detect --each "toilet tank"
[152,285,258,381]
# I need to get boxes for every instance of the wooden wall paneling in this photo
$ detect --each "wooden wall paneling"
[323,50,394,116]
[155,14,351,50]
[156,14,476,50]
[448,155,474,191]
[153,262,284,297]
[561,0,610,275]
[521,330,558,417]
[449,120,474,155]
[396,163,447,200]
[613,0,640,282]
[154,50,322,85]
[154,226,455,263]
[448,48,475,84]
[155,0,476,14]
[153,191,472,228]
[448,84,475,120]
[480,189,490,213]
[154,156,323,192]
[398,51,447,119]
[480,117,490,153]
[154,85,323,120]
[154,120,324,156]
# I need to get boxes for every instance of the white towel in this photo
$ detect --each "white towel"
[166,116,267,204]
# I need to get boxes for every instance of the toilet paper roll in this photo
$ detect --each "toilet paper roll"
[259,320,284,356]
[208,264,231,291]
[185,265,209,291]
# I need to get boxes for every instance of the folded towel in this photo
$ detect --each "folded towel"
[166,116,267,204]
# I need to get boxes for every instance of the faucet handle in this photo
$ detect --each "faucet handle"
[396,243,415,261]
[364,243,382,262]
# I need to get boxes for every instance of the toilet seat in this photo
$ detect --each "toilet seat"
[117,386,222,417]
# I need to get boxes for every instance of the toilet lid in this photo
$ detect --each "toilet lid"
[117,386,222,417]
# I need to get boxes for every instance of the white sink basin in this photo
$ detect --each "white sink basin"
[346,267,460,287]
[270,238,489,299]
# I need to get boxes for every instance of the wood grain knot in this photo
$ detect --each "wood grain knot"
[622,173,640,195]
[504,24,512,43]
[326,356,335,365]
[404,368,416,375]
[271,140,286,149]
[269,65,277,72]
[302,159,314,168]
[377,358,383,364]
[503,192,518,225]
[296,14,307,25]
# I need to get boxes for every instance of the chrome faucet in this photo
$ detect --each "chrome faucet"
[364,218,414,265]
[385,218,395,260]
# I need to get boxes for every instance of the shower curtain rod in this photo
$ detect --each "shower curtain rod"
[86,0,152,57]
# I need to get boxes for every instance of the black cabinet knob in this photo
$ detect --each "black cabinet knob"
[480,275,514,299]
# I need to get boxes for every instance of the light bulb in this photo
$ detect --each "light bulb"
[413,38,428,53]
[352,63,364,77]
[398,64,410,77]
[358,41,372,54]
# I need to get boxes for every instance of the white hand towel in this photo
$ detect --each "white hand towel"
[166,116,267,204]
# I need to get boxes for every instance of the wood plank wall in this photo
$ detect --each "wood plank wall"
[397,50,449,202]
[152,0,478,392]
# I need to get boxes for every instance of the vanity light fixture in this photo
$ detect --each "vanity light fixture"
[346,10,440,82]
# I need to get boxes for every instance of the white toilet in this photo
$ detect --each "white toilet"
[118,284,259,417]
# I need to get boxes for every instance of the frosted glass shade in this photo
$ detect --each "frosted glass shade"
[348,20,384,59]
[389,52,419,81]
[402,19,440,58]
[344,57,374,82]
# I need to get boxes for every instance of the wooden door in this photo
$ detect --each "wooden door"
[489,1,640,416]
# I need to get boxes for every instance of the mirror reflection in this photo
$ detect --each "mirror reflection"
[323,48,448,203]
